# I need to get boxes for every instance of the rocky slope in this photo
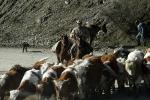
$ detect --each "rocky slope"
[0,0,150,48]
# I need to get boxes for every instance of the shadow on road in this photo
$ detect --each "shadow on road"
[28,50,42,53]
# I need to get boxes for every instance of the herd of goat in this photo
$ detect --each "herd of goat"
[1,47,150,100]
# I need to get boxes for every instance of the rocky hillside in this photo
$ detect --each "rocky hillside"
[0,0,150,48]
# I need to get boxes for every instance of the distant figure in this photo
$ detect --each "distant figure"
[22,41,30,52]
[135,19,145,46]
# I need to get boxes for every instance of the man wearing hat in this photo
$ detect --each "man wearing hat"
[69,20,84,59]
[70,20,83,39]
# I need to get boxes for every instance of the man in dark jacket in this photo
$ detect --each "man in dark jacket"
[22,41,30,52]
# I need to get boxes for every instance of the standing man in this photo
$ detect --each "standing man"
[69,20,84,59]
[135,19,145,46]
[22,41,30,52]
[70,20,83,39]
[70,20,82,39]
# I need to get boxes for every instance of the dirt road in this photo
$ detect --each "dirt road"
[0,48,57,72]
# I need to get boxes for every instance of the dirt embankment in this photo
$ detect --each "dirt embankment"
[0,0,150,48]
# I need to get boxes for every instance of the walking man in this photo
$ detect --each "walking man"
[135,20,145,46]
